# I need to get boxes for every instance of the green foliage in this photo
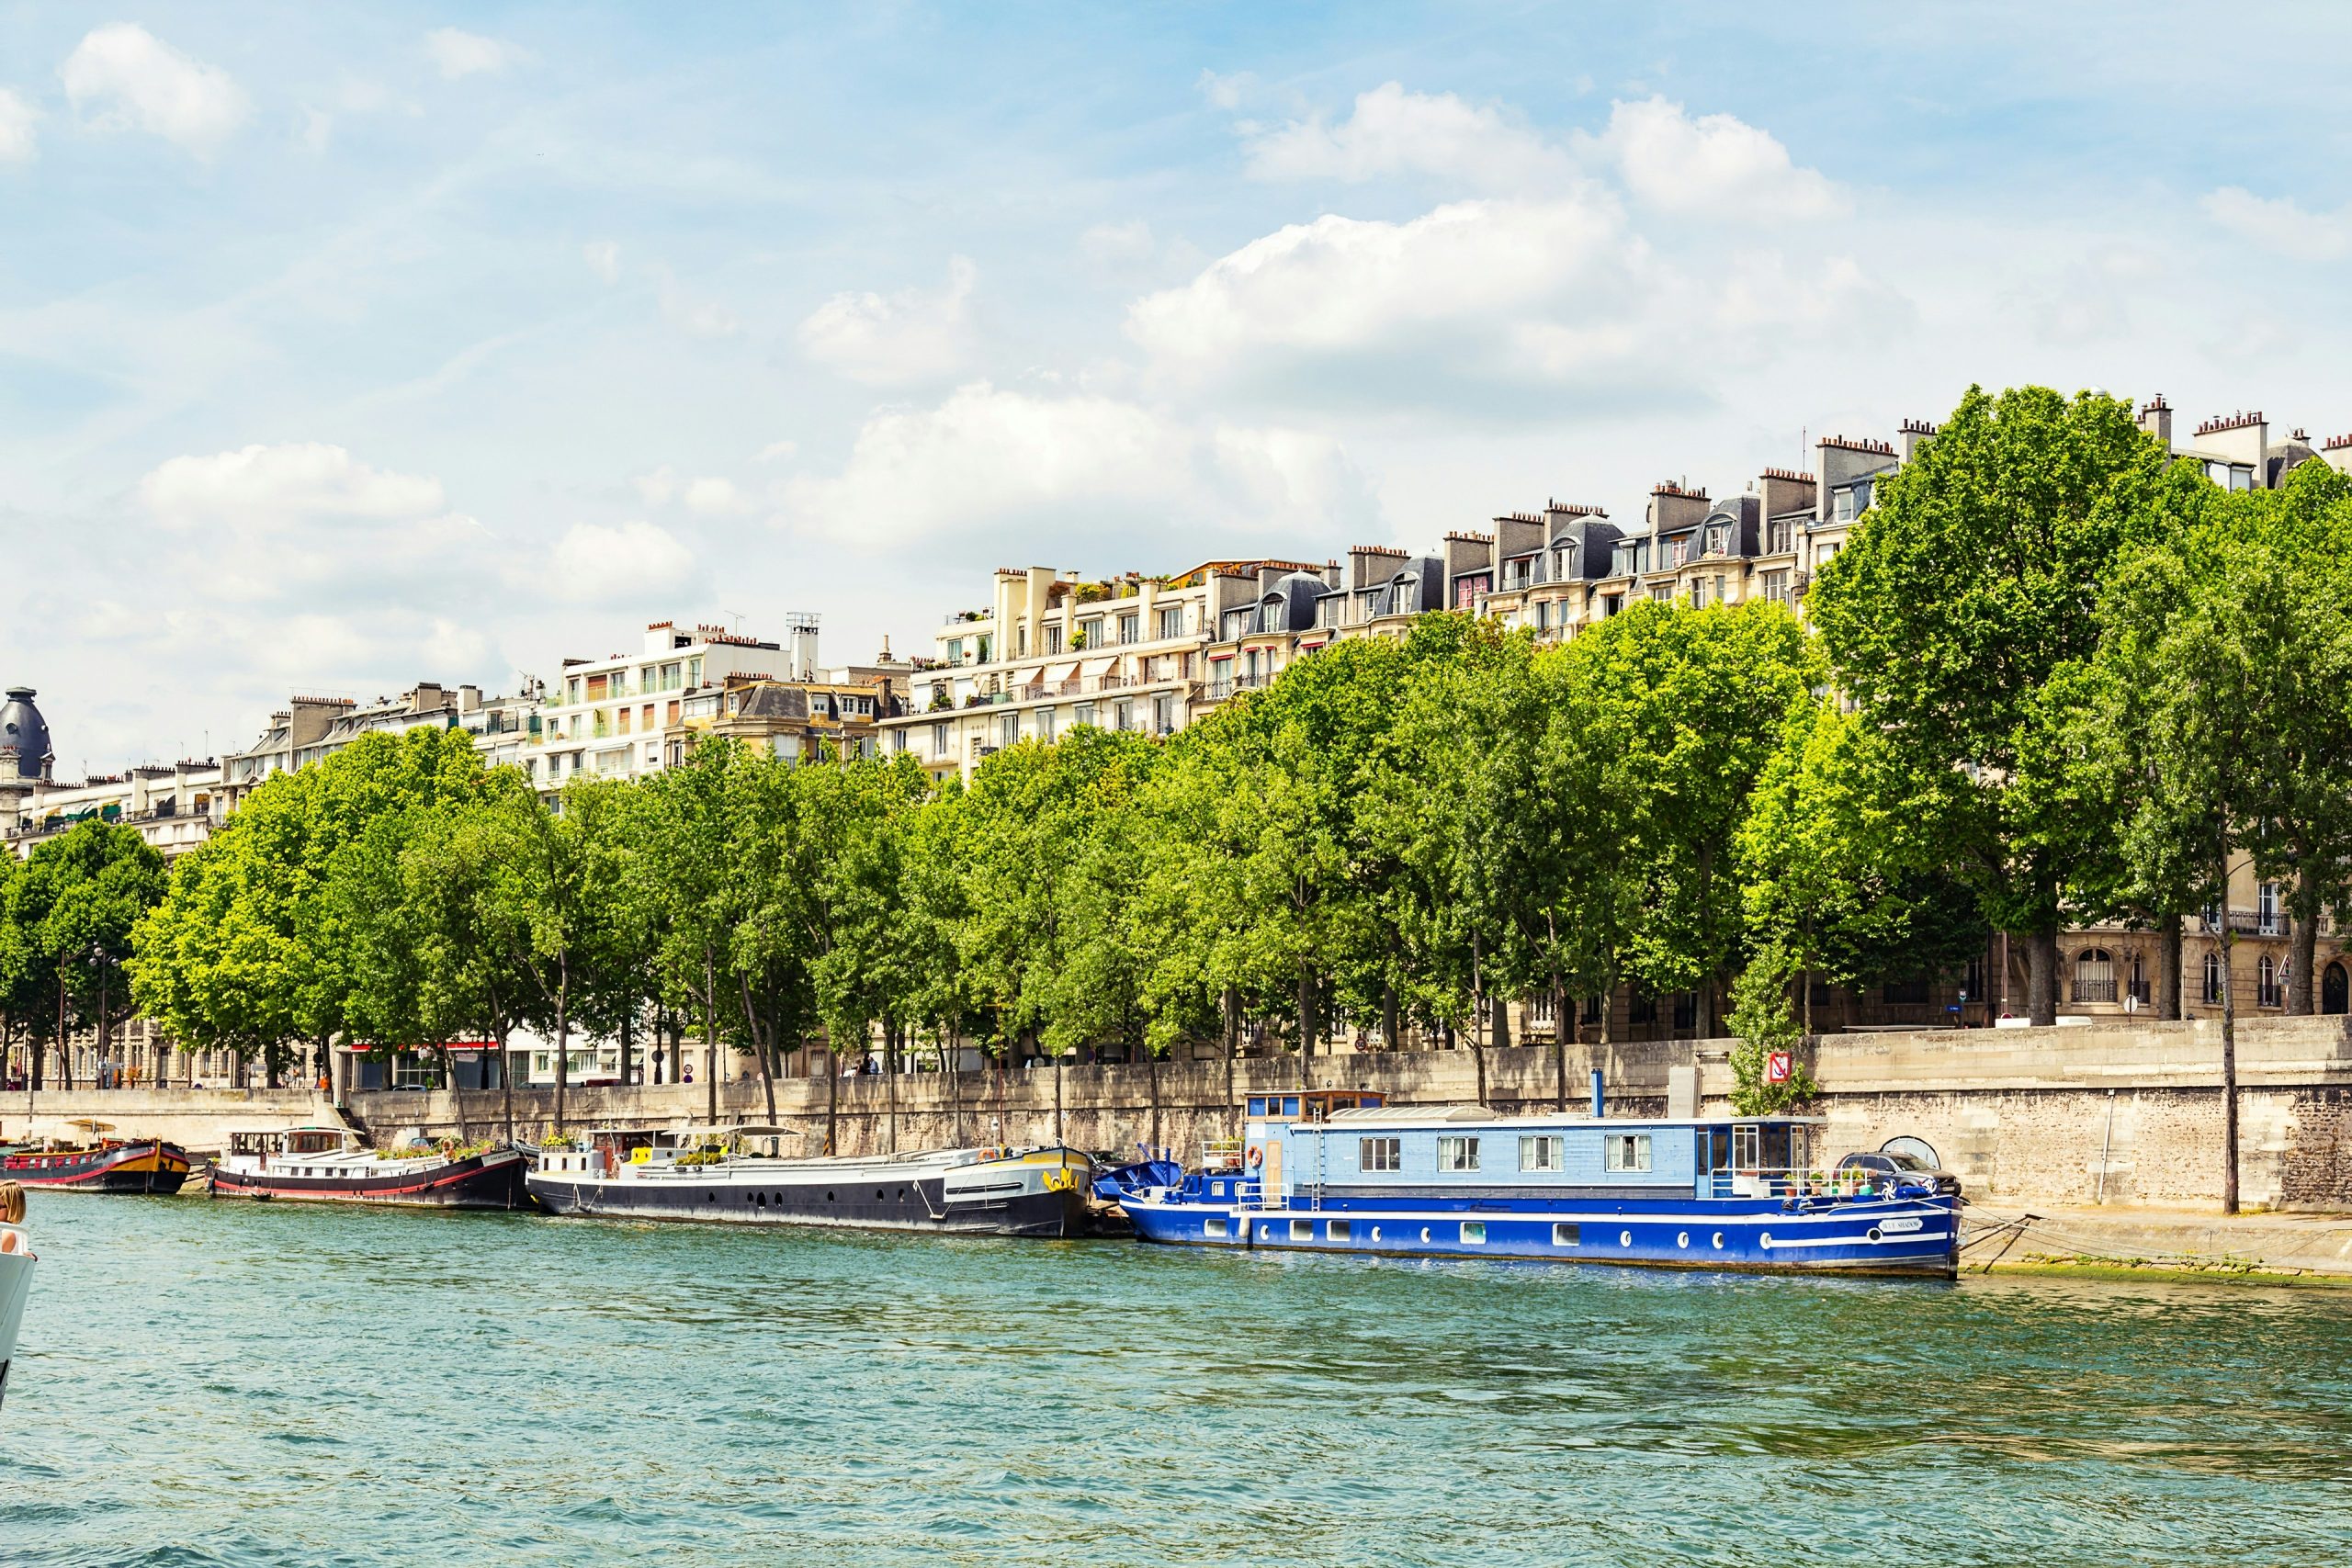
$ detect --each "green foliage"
[1725,946,1819,1116]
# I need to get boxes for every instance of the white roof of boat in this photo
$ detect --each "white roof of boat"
[1306,1107,1827,1129]
[218,1123,360,1137]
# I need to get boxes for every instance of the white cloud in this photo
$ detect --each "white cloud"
[1080,220,1156,265]
[683,476,747,514]
[1126,196,1648,393]
[1196,69,1254,111]
[1245,82,1571,190]
[140,442,446,525]
[632,465,678,506]
[753,438,797,464]
[1589,96,1845,219]
[60,24,251,156]
[548,520,696,605]
[583,240,621,283]
[2201,186,2352,262]
[0,89,39,164]
[796,255,978,386]
[779,380,1369,549]
[425,28,526,81]
[655,268,741,340]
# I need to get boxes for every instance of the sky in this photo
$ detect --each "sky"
[7,1,2352,772]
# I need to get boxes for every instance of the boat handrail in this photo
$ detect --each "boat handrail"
[1705,1167,1921,1201]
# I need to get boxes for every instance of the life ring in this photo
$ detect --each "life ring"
[1246,1146,1263,1168]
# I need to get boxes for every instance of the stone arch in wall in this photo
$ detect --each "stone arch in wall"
[2325,961,2348,1016]
[2072,947,2115,1005]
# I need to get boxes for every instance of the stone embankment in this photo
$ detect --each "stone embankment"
[8,1017,2350,1271]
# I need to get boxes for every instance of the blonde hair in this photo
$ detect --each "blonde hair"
[0,1181,23,1225]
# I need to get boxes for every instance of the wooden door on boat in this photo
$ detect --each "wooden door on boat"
[1262,1138,1281,1201]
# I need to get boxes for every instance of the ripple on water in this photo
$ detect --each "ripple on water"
[6,1195,2352,1566]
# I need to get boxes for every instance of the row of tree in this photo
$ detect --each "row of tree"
[9,385,2349,1201]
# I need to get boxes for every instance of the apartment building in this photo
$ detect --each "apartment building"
[221,682,523,808]
[536,618,818,786]
[663,671,907,766]
[883,561,1326,778]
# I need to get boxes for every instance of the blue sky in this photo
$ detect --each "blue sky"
[6,2,2352,768]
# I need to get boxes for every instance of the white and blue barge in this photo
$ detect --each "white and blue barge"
[1118,1091,1959,1279]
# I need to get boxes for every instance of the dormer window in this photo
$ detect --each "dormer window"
[1833,488,1857,523]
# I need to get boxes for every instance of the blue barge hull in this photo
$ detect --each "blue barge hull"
[1124,1190,1958,1277]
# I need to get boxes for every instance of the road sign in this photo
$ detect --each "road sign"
[1765,1050,1792,1085]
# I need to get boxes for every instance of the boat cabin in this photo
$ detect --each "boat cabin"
[222,1125,361,1172]
[1241,1089,1385,1123]
[1250,1108,1826,1202]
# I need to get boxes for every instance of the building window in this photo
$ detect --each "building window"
[1220,608,1250,641]
[1117,613,1140,645]
[1519,1134,1563,1172]
[1761,569,1791,605]
[1815,543,1839,570]
[1603,1134,1652,1173]
[1437,1135,1480,1173]
[2258,882,2281,935]
[1157,606,1184,639]
[2259,956,2281,1008]
[1046,625,1063,656]
[1038,707,1057,743]
[932,722,949,759]
[1152,694,1177,734]
[998,714,1019,749]
[2074,949,2116,1004]
[1883,976,1930,1006]
[1315,597,1340,629]
[1834,488,1857,523]
[2203,952,2224,1005]
[947,637,964,663]
[1079,619,1102,649]
[1360,1136,1401,1172]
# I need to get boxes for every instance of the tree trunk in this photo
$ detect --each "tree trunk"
[1295,967,1316,1089]
[1147,1033,1162,1155]
[499,1025,514,1143]
[1222,986,1239,1137]
[1053,1051,1065,1147]
[2218,859,2240,1213]
[2290,903,2319,1016]
[1381,983,1400,1054]
[886,1021,899,1155]
[825,1043,839,1156]
[619,1004,635,1088]
[57,976,72,1092]
[1552,968,1569,1111]
[2026,926,2059,1027]
[553,988,570,1135]
[2158,921,2183,1021]
[702,954,720,1127]
[443,1045,469,1145]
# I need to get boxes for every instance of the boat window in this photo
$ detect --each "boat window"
[1732,1124,1760,1170]
[1603,1134,1652,1173]
[1438,1135,1480,1173]
[1328,1219,1351,1241]
[1518,1134,1563,1172]
[1248,1097,1267,1116]
[1281,1097,1300,1117]
[1205,1217,1230,1238]
[1290,1219,1314,1241]
[1461,1221,1487,1245]
[1553,1222,1580,1247]
[1359,1136,1401,1172]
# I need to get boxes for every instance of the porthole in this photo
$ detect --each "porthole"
[775,1193,783,1204]
[706,1192,716,1203]
[827,1190,836,1202]
[1370,1225,1381,1242]
[1712,1232,1724,1249]
[1419,1226,1430,1243]
[750,1192,760,1205]
[1260,1224,1273,1240]
[1759,1232,1774,1250]
[1868,1226,1883,1243]
[1676,1231,1689,1249]
[876,1190,885,1201]
[1620,1229,1632,1247]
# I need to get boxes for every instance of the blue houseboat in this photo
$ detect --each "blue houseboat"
[1116,1091,1959,1279]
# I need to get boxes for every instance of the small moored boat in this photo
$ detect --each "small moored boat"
[1115,1091,1961,1279]
[2,1121,191,1195]
[209,1124,531,1209]
[527,1124,1097,1237]
[0,1181,33,1412]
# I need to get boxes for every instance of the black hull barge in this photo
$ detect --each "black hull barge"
[528,1126,1094,1238]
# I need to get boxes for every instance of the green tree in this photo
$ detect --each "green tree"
[25,821,167,1086]
[1809,385,2173,1023]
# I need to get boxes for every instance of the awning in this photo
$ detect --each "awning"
[1040,661,1078,684]
[1077,657,1114,677]
[1206,649,1236,662]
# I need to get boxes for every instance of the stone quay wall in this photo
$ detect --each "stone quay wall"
[8,1017,2352,1213]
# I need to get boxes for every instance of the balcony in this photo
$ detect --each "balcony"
[2201,908,2276,935]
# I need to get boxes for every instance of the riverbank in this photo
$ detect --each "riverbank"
[10,1014,2352,1212]
[1970,1203,2352,1284]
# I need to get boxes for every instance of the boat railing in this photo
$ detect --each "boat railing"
[1199,1137,1244,1172]
[1705,1168,1909,1201]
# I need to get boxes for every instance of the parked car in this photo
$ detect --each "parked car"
[1834,1150,1962,1198]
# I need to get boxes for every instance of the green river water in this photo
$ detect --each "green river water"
[4,1193,2348,1566]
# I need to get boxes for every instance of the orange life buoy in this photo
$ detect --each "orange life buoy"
[1247,1145,1263,1168]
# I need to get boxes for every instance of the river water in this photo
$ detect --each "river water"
[5,1194,2349,1567]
